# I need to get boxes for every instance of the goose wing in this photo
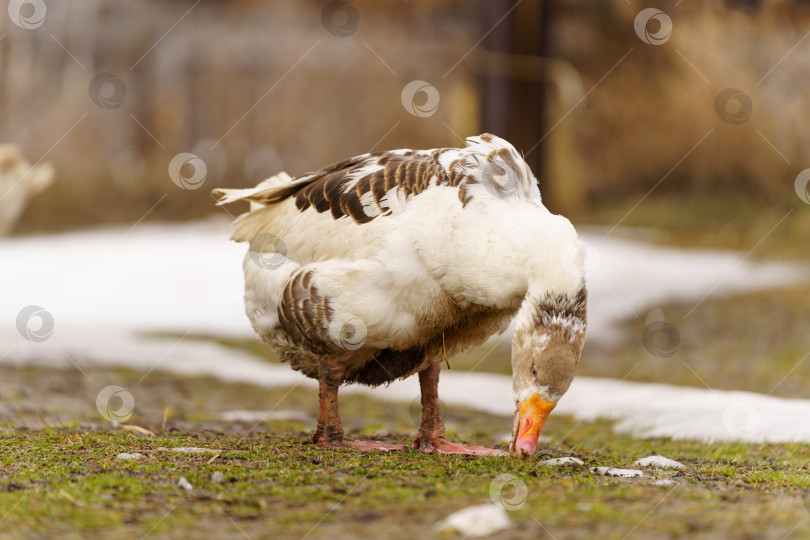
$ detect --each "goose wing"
[211,133,541,227]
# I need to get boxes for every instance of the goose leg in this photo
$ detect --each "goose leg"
[412,362,508,456]
[313,354,405,452]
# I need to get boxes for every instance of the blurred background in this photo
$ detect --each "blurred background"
[1,0,808,247]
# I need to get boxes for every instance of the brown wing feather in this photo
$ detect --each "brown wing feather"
[213,133,536,225]
[277,268,336,355]
[260,149,477,224]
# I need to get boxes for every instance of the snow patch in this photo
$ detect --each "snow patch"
[0,219,251,337]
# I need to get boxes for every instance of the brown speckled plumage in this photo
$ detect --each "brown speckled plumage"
[217,147,503,226]
[271,272,517,387]
[291,149,478,223]
[512,284,588,399]
[277,268,334,354]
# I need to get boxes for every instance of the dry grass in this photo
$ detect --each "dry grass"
[556,1,810,208]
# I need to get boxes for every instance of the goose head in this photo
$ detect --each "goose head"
[509,285,587,459]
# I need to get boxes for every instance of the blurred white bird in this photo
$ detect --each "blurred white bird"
[0,144,54,236]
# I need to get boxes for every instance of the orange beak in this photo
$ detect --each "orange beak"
[509,393,556,460]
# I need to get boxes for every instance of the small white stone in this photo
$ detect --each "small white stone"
[211,471,225,484]
[435,504,511,537]
[539,457,584,466]
[653,479,676,487]
[116,452,144,460]
[591,467,644,478]
[164,447,219,454]
[633,456,685,469]
[178,476,193,492]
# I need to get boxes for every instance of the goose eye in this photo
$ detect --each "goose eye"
[532,367,537,377]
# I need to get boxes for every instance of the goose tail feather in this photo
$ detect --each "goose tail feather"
[212,171,306,243]
[212,171,314,210]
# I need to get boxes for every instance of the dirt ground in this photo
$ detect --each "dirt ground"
[3,364,810,539]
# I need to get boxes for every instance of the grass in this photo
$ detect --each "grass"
[3,412,810,538]
[2,367,810,539]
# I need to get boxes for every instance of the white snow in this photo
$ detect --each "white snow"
[539,457,584,466]
[0,219,251,337]
[633,456,685,469]
[434,504,512,537]
[1,220,808,445]
[591,467,644,478]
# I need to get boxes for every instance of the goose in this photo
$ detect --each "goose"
[213,134,587,459]
[0,144,54,236]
